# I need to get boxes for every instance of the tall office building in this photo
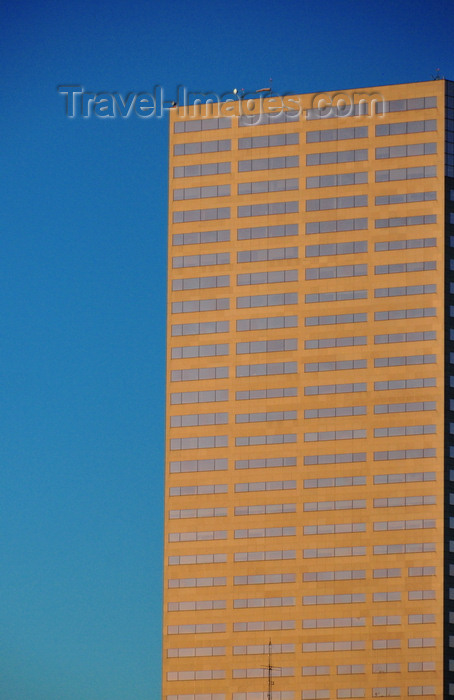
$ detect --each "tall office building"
[163,79,454,700]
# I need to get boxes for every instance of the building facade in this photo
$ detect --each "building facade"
[163,79,454,700]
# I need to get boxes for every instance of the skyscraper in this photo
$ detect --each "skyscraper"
[162,79,454,700]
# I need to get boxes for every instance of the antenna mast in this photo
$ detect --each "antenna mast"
[267,639,273,700]
[263,639,281,699]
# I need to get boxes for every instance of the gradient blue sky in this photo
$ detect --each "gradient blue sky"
[0,0,453,697]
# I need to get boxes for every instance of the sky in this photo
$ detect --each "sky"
[0,0,453,698]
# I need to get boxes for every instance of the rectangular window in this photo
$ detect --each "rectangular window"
[238,201,298,217]
[238,269,298,285]
[306,240,367,257]
[304,475,366,487]
[304,359,367,372]
[237,292,298,308]
[374,401,436,414]
[170,413,228,428]
[173,161,231,178]
[170,389,228,404]
[306,217,367,234]
[305,289,367,303]
[306,195,368,211]
[169,459,227,474]
[304,454,366,467]
[238,178,298,194]
[234,527,296,539]
[375,118,437,135]
[376,142,436,159]
[306,263,367,280]
[235,433,296,446]
[172,298,230,313]
[305,336,366,349]
[173,184,230,200]
[174,117,231,133]
[173,206,230,223]
[306,148,368,165]
[375,261,436,274]
[375,237,436,251]
[373,471,436,484]
[172,274,229,291]
[374,354,436,367]
[171,366,229,382]
[306,172,368,188]
[174,138,231,155]
[237,338,297,354]
[374,495,435,508]
[305,406,366,419]
[238,155,299,172]
[170,435,228,450]
[303,545,366,558]
[237,223,298,240]
[373,449,436,461]
[375,284,436,298]
[237,315,297,331]
[305,383,366,396]
[235,388,297,401]
[172,229,230,246]
[375,96,437,113]
[171,321,229,336]
[236,361,297,377]
[304,523,366,535]
[375,190,436,205]
[306,126,368,143]
[305,313,367,326]
[238,246,298,263]
[235,456,296,469]
[375,215,436,229]
[239,111,300,127]
[168,529,227,541]
[171,343,229,359]
[375,165,436,182]
[239,133,299,149]
[303,569,365,582]
[303,617,365,628]
[236,410,297,423]
[374,331,436,344]
[375,424,435,437]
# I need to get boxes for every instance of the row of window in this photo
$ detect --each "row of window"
[376,142,436,159]
[306,172,368,188]
[172,176,436,221]
[171,281,437,307]
[172,101,436,136]
[305,336,366,349]
[171,238,437,271]
[168,474,436,498]
[166,687,436,699]
[168,481,436,502]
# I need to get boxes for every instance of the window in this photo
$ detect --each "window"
[238,201,298,217]
[238,155,299,172]
[239,133,299,149]
[375,165,436,182]
[306,217,367,234]
[174,138,231,155]
[306,195,368,211]
[173,161,231,178]
[238,223,298,240]
[306,263,367,279]
[173,206,230,223]
[174,116,231,133]
[306,126,368,143]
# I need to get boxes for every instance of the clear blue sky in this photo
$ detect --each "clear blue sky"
[0,0,452,697]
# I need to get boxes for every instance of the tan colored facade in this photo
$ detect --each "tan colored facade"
[163,80,452,700]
